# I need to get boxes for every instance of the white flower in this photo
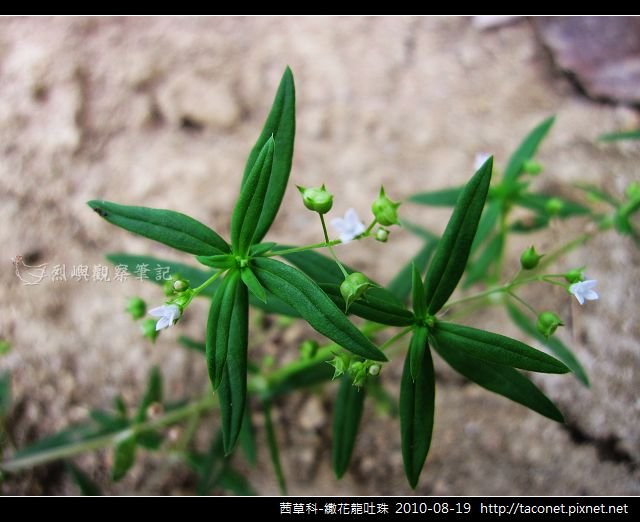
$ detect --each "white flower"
[148,304,181,331]
[331,208,366,244]
[569,280,599,305]
[474,152,492,171]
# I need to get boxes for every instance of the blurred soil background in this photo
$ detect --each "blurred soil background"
[0,16,638,495]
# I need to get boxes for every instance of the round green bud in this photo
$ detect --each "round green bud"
[173,279,189,292]
[340,272,374,311]
[141,319,159,343]
[371,186,401,226]
[545,198,564,216]
[368,363,381,376]
[520,245,544,270]
[375,227,389,243]
[536,311,564,339]
[299,339,319,360]
[522,159,543,175]
[126,297,147,320]
[564,268,584,284]
[297,184,333,214]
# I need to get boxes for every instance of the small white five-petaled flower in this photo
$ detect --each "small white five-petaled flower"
[569,280,599,305]
[149,304,181,331]
[331,208,366,244]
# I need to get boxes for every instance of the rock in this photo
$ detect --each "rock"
[535,17,640,104]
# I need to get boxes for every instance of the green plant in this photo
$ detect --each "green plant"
[2,68,637,495]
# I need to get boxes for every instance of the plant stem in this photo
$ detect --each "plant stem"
[264,240,342,258]
[380,326,413,351]
[0,395,216,473]
[507,291,538,318]
[320,214,349,277]
[192,270,225,296]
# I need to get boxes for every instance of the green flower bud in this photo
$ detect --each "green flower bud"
[536,311,564,339]
[299,339,319,360]
[371,186,401,226]
[368,363,381,376]
[349,361,367,387]
[564,267,585,284]
[297,184,333,214]
[375,227,389,243]
[329,353,351,379]
[173,279,189,292]
[520,245,544,270]
[141,319,159,343]
[522,159,543,175]
[340,272,374,311]
[126,297,147,320]
[545,198,564,216]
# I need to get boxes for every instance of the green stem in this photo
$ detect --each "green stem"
[192,270,225,296]
[362,219,377,237]
[264,240,342,258]
[320,214,349,278]
[0,395,216,473]
[538,232,592,269]
[507,291,538,318]
[380,326,413,351]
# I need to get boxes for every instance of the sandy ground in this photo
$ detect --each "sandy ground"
[0,16,638,495]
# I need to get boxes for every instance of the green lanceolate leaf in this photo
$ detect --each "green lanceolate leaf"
[507,304,589,386]
[0,371,10,418]
[387,238,438,303]
[111,433,137,482]
[178,335,206,354]
[250,242,277,256]
[197,254,236,270]
[66,463,102,496]
[408,186,464,207]
[503,116,555,184]
[411,264,427,319]
[501,119,550,178]
[231,138,275,255]
[135,367,163,423]
[267,360,335,398]
[400,329,435,489]
[431,336,563,422]
[239,407,257,466]
[424,157,493,314]
[241,267,267,303]
[253,258,386,361]
[464,232,504,288]
[275,246,349,285]
[332,376,366,479]
[106,253,220,297]
[516,192,590,218]
[432,322,570,374]
[599,129,640,142]
[206,272,242,390]
[469,199,501,257]
[409,326,428,383]
[88,201,229,256]
[319,283,413,327]
[218,468,256,496]
[241,67,296,244]
[217,280,249,455]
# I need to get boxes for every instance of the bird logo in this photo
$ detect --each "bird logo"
[12,255,48,286]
